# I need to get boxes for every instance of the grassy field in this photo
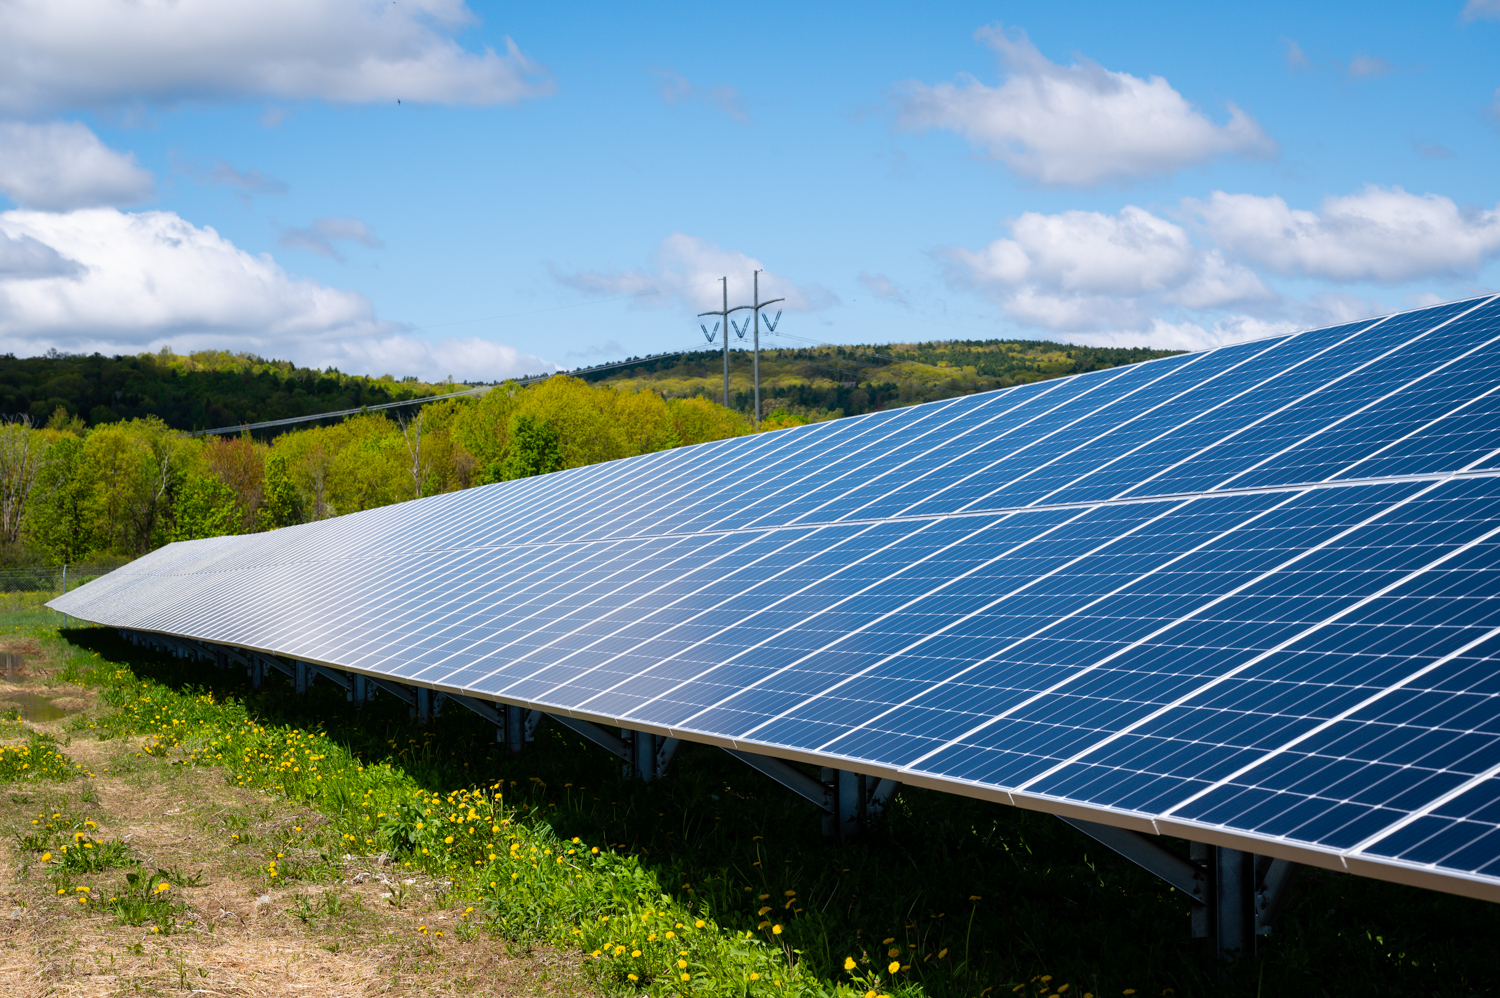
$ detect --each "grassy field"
[2,593,1499,997]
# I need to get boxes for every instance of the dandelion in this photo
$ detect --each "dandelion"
[888,961,900,974]
[844,957,857,971]
[695,919,706,928]
[40,852,51,862]
[627,974,638,981]
[680,973,691,981]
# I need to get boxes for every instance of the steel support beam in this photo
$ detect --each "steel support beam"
[548,713,627,759]
[1059,816,1203,899]
[1059,817,1296,959]
[722,748,829,811]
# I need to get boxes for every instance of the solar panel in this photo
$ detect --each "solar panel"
[52,294,1500,903]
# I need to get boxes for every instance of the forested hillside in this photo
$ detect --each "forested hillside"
[589,339,1179,421]
[0,335,1179,570]
[0,349,465,430]
[0,376,759,569]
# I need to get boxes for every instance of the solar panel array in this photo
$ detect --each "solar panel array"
[52,294,1500,901]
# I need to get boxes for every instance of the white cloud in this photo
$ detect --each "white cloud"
[1192,186,1500,282]
[278,217,384,261]
[0,207,552,381]
[1282,38,1311,72]
[651,69,748,123]
[893,23,1275,187]
[196,159,289,196]
[0,229,81,279]
[1347,54,1393,79]
[555,233,836,316]
[307,335,554,383]
[944,205,1270,331]
[1462,0,1500,20]
[0,120,155,210]
[858,272,909,307]
[0,0,553,113]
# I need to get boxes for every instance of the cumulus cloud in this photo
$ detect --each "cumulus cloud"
[651,69,749,123]
[0,120,155,210]
[893,23,1275,187]
[1191,186,1500,282]
[944,205,1270,331]
[0,207,551,381]
[555,233,836,316]
[0,229,82,279]
[278,217,383,261]
[0,0,553,113]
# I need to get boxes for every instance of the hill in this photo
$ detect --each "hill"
[583,339,1181,421]
[0,349,461,431]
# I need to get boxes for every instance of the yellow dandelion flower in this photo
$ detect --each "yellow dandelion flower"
[677,959,687,969]
[844,957,857,971]
[888,961,900,974]
[772,924,783,935]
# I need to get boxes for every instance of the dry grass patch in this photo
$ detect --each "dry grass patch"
[0,690,597,998]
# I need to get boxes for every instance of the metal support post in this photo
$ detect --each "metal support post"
[414,687,434,723]
[1192,843,1256,960]
[697,278,751,410]
[505,704,526,754]
[819,769,898,838]
[749,271,782,428]
[294,660,310,695]
[621,729,656,781]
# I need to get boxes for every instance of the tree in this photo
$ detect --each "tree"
[0,417,51,546]
[495,414,562,481]
[257,452,304,530]
[24,436,97,564]
[173,475,242,541]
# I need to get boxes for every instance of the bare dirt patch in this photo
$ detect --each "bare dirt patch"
[0,701,599,997]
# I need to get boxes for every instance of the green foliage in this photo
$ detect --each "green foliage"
[495,413,563,481]
[257,452,304,530]
[593,340,1182,421]
[0,347,465,430]
[105,869,185,932]
[0,732,77,782]
[172,474,242,541]
[0,342,1168,566]
[25,435,93,563]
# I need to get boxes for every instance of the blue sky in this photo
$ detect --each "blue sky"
[1,0,1498,381]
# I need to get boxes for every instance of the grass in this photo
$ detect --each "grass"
[5,598,1500,997]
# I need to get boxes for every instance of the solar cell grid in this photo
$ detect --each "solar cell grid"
[52,294,1500,902]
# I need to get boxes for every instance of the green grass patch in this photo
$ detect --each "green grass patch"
[0,732,77,782]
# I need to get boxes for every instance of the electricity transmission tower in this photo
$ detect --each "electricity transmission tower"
[734,270,783,427]
[699,277,751,408]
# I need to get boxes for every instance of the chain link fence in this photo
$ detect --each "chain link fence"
[0,564,118,594]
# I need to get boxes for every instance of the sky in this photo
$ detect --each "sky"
[1,1,1498,382]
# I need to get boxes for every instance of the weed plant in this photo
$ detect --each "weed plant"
[28,622,1500,998]
[0,732,77,781]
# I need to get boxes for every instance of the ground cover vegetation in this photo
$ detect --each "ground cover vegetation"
[2,595,1496,997]
[588,341,1178,423]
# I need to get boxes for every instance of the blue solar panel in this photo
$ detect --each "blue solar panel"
[52,294,1500,901]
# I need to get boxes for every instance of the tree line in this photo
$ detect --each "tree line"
[0,347,467,432]
[3,375,782,567]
